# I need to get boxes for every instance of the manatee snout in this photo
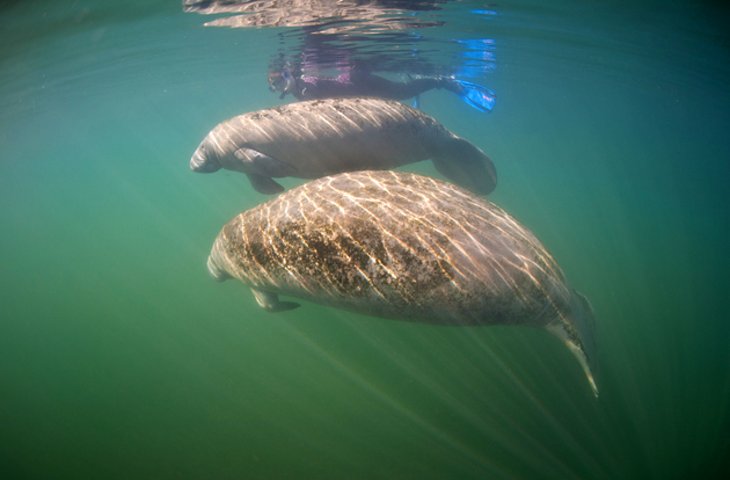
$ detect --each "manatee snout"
[206,254,230,282]
[190,141,221,173]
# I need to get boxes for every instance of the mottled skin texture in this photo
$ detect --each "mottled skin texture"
[190,97,496,195]
[206,171,597,394]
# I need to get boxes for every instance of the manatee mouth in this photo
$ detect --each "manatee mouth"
[190,145,221,173]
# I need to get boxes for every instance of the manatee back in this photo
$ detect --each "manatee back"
[222,98,455,177]
[211,170,570,325]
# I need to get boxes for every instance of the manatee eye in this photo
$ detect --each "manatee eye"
[199,141,217,162]
[198,142,209,156]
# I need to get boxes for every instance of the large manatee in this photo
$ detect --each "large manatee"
[190,97,496,195]
[205,170,598,396]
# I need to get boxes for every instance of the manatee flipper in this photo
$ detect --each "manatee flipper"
[246,173,285,194]
[432,137,497,195]
[251,288,300,312]
[234,148,297,177]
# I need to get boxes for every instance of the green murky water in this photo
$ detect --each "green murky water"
[1,1,729,478]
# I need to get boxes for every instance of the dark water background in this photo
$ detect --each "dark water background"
[1,1,729,478]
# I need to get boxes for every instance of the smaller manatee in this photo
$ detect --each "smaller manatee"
[190,97,496,195]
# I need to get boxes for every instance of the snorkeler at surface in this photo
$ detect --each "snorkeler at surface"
[268,63,496,112]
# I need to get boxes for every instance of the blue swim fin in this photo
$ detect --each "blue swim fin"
[411,94,421,110]
[454,79,496,112]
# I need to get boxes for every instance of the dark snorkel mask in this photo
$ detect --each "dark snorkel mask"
[268,66,295,99]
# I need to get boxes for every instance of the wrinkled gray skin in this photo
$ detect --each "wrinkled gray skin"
[206,170,598,396]
[190,97,497,195]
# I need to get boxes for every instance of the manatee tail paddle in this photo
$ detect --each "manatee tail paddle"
[432,137,497,195]
[547,290,599,397]
[453,79,496,112]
